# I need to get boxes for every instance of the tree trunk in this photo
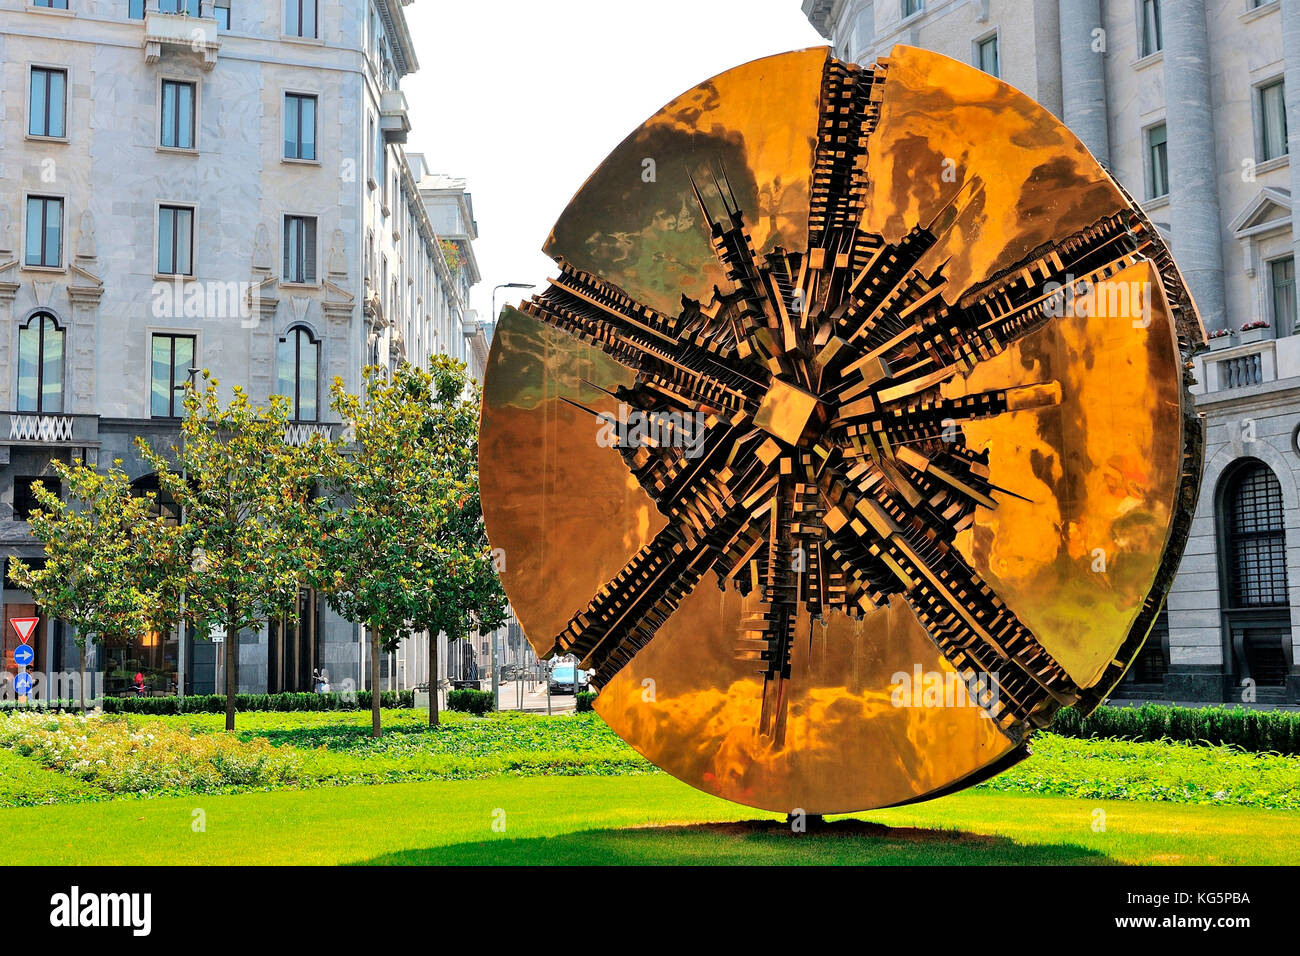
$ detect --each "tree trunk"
[225,602,239,732]
[78,643,86,713]
[369,627,382,738]
[428,630,439,728]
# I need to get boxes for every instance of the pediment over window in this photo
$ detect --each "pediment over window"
[1229,187,1291,238]
[1230,188,1293,280]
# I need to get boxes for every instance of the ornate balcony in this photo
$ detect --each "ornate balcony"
[1193,334,1300,402]
[142,3,221,72]
[0,412,100,466]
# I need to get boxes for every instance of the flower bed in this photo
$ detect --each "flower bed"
[0,713,301,794]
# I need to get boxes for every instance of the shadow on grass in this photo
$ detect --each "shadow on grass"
[235,724,452,750]
[356,819,1114,866]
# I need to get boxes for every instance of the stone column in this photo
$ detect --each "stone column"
[1163,0,1228,332]
[1282,0,1300,287]
[1057,0,1110,165]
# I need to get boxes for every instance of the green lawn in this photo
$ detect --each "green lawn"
[1,774,1296,866]
[3,709,1298,810]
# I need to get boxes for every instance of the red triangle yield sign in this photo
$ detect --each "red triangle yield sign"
[11,617,38,645]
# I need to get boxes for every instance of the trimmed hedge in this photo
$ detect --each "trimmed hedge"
[1051,703,1300,755]
[575,692,597,713]
[0,700,82,713]
[446,689,495,716]
[101,690,414,715]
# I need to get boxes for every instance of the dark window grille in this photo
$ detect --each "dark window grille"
[1234,625,1289,687]
[1227,464,1288,607]
[1128,609,1169,683]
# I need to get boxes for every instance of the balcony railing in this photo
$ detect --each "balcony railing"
[1217,352,1265,389]
[284,422,335,447]
[1,412,99,446]
[1191,335,1300,399]
[141,2,220,71]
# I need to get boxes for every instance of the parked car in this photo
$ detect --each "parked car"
[548,663,589,695]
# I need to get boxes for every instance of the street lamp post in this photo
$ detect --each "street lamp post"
[491,282,534,323]
[176,365,199,699]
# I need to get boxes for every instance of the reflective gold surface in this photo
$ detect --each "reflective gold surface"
[545,48,826,317]
[481,46,1204,814]
[948,262,1184,689]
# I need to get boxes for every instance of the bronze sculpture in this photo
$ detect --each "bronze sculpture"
[480,46,1205,813]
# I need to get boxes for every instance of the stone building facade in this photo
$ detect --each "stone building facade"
[0,0,491,699]
[804,0,1300,704]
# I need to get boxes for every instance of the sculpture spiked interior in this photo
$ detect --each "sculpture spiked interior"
[480,46,1205,813]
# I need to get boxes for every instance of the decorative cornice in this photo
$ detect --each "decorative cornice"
[66,285,104,307]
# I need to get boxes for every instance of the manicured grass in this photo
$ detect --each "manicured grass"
[218,709,653,783]
[0,774,1296,866]
[986,734,1300,810]
[0,747,106,808]
[3,709,1299,812]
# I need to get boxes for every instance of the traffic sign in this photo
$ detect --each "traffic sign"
[10,617,38,644]
[14,673,32,696]
[13,644,34,667]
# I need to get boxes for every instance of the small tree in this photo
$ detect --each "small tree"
[8,458,186,711]
[422,485,508,728]
[322,358,506,736]
[137,375,324,731]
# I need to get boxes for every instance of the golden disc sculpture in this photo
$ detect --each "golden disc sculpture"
[480,46,1206,814]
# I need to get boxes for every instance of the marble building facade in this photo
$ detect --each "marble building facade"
[0,0,490,697]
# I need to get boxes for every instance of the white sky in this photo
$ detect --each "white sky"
[402,0,827,323]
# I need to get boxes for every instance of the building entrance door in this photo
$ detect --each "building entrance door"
[269,589,317,693]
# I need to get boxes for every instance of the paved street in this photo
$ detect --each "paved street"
[432,681,578,714]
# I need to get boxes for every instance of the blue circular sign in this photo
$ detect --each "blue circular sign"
[13,644,34,667]
[14,672,32,695]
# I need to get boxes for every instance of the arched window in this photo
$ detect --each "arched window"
[1225,462,1288,607]
[1125,606,1169,685]
[1219,461,1292,694]
[277,326,319,422]
[17,312,64,413]
[130,473,180,525]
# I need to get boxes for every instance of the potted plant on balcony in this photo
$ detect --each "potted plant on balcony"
[1238,319,1273,345]
[1207,327,1235,350]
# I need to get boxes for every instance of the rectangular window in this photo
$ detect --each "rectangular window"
[369,117,380,187]
[1140,0,1163,57]
[160,79,196,150]
[129,0,144,17]
[382,148,390,209]
[1273,257,1296,336]
[157,205,194,276]
[1259,80,1288,162]
[157,0,201,13]
[32,0,69,8]
[285,0,317,38]
[283,215,317,284]
[28,67,67,138]
[1147,123,1169,199]
[902,0,922,17]
[24,196,63,268]
[13,478,58,523]
[151,334,196,418]
[214,0,230,29]
[976,36,999,77]
[283,92,317,160]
